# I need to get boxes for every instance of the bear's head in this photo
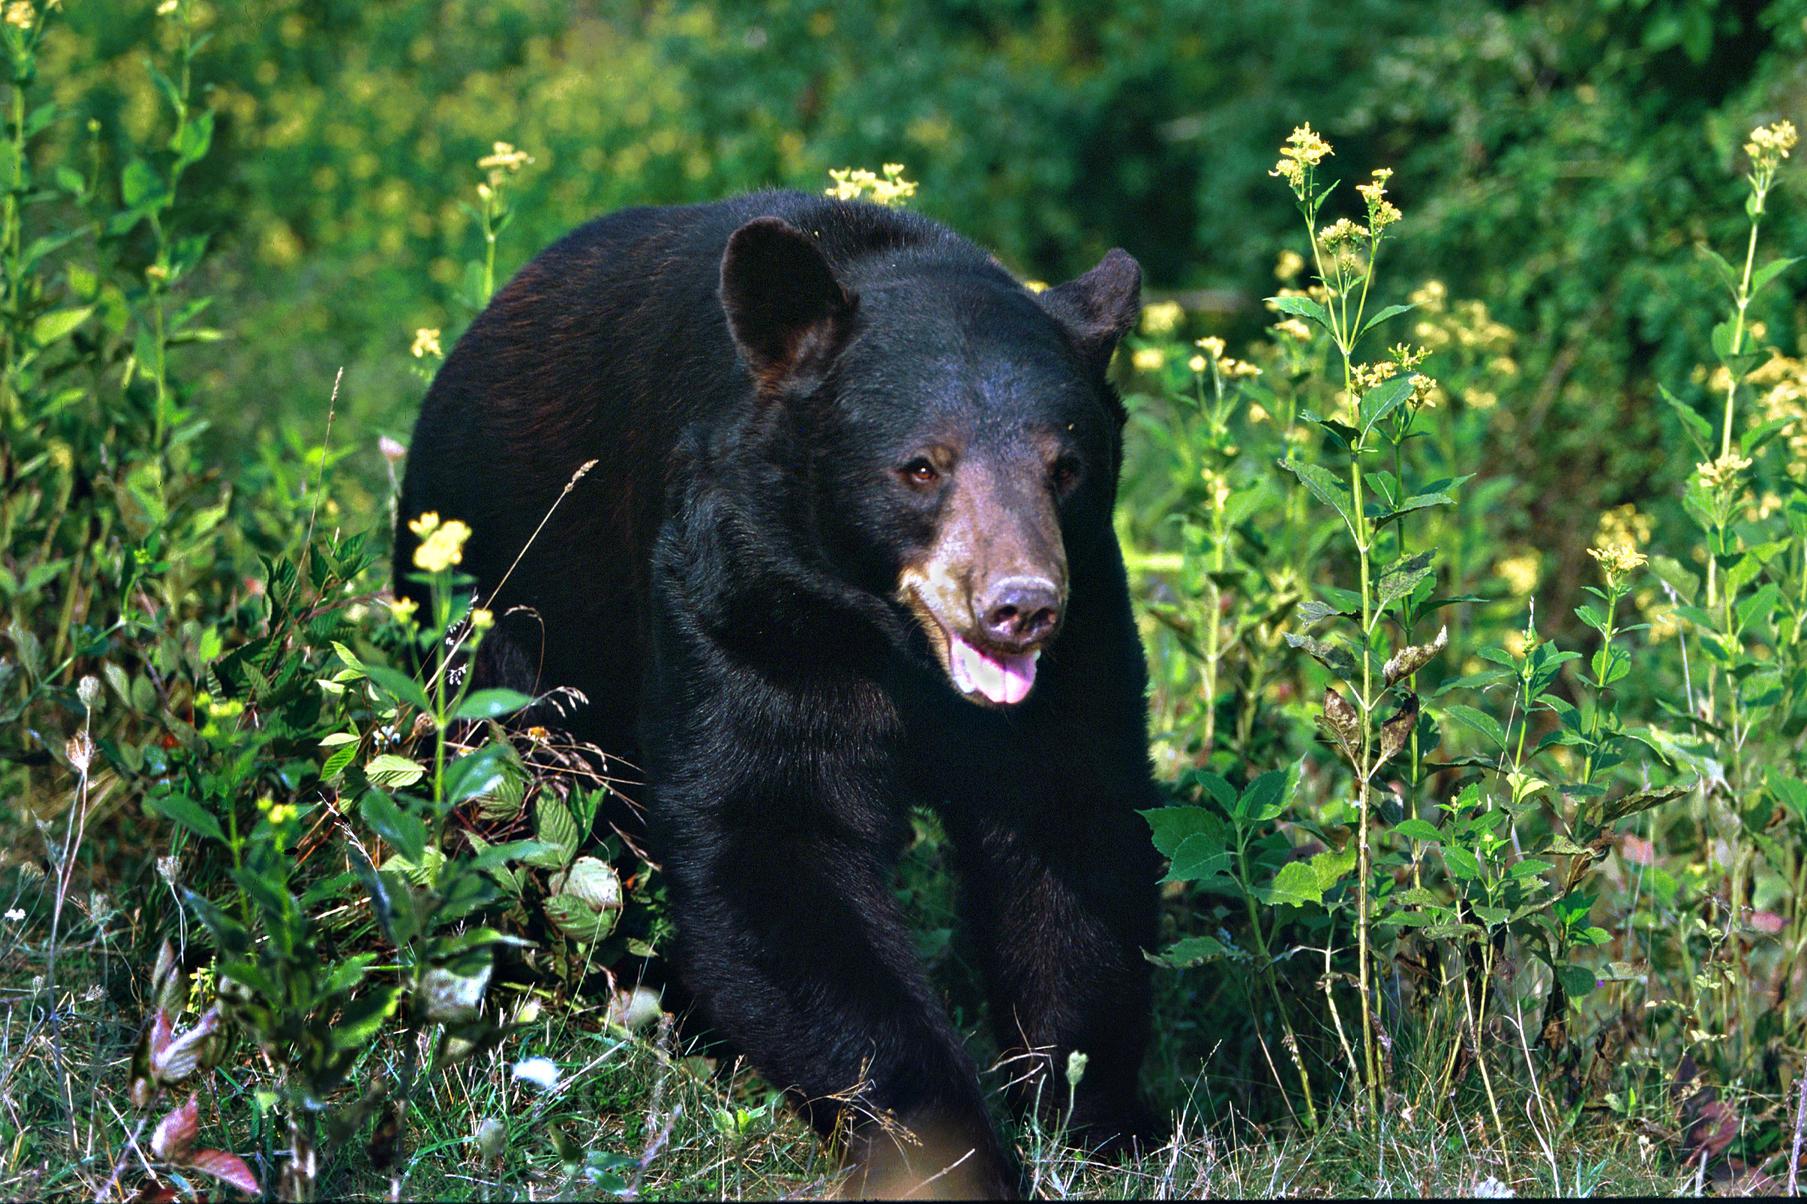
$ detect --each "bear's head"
[720,214,1140,707]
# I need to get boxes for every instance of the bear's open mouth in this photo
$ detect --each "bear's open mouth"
[942,626,1040,706]
[899,581,1042,707]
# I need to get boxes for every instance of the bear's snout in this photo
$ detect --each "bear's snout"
[975,574,1062,653]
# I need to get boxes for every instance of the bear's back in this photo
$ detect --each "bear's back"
[395,191,987,752]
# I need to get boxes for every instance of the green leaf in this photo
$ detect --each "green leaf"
[1660,385,1713,457]
[531,795,581,869]
[1394,818,1441,843]
[1152,935,1230,968]
[445,742,514,806]
[1749,255,1799,299]
[1166,833,1233,883]
[359,791,426,862]
[1441,845,1482,880]
[30,306,92,346]
[1771,775,1807,826]
[1285,631,1357,680]
[1377,550,1435,611]
[1264,292,1335,333]
[1142,805,1224,858]
[1236,762,1298,823]
[1355,302,1415,340]
[1556,963,1596,1000]
[1358,373,1414,435]
[364,664,432,712]
[148,794,225,844]
[365,754,427,790]
[331,984,402,1050]
[1263,860,1327,907]
[1509,857,1554,879]
[452,688,534,721]
[1277,458,1356,537]
[1443,704,1507,751]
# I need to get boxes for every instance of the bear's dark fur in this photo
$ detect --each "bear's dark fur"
[397,191,1160,1197]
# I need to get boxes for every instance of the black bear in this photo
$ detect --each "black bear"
[397,191,1160,1197]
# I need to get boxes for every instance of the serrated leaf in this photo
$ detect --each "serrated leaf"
[1235,762,1297,822]
[531,795,580,868]
[151,1095,199,1161]
[1358,373,1415,434]
[364,664,432,712]
[365,754,427,790]
[1265,292,1334,331]
[359,790,426,862]
[1556,962,1596,1000]
[1377,550,1435,612]
[1509,857,1554,878]
[1166,832,1233,883]
[1394,818,1441,843]
[558,856,623,911]
[331,984,402,1051]
[1355,301,1415,340]
[188,1149,259,1195]
[1263,860,1327,907]
[1442,845,1482,880]
[1277,458,1356,537]
[544,892,618,944]
[1142,805,1224,858]
[1152,935,1230,968]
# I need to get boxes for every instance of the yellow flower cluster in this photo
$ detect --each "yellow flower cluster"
[1269,123,1333,194]
[1587,504,1650,580]
[1141,299,1185,335]
[825,163,918,206]
[1745,120,1798,173]
[1131,347,1165,372]
[1749,352,1807,478]
[1587,541,1648,580]
[1318,217,1369,250]
[1595,503,1653,551]
[1195,336,1260,378]
[389,596,419,624]
[479,140,534,184]
[1273,317,1313,342]
[410,327,442,359]
[1695,450,1752,491]
[409,511,472,573]
[1199,466,1231,511]
[1356,168,1402,233]
[1274,249,1305,281]
[5,1,35,28]
[1494,552,1540,597]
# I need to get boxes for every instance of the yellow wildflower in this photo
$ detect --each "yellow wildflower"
[1466,388,1499,411]
[478,140,534,177]
[1022,280,1050,294]
[1745,120,1798,173]
[825,163,917,206]
[470,606,495,631]
[410,512,473,573]
[1131,347,1165,372]
[1351,360,1398,392]
[1187,354,1208,374]
[1357,168,1402,232]
[1696,451,1752,491]
[1247,403,1271,424]
[1587,541,1648,580]
[1595,504,1653,552]
[1220,357,1261,379]
[1200,467,1231,511]
[1318,217,1370,250]
[1273,317,1312,341]
[1495,552,1540,597]
[410,327,443,359]
[1409,279,1448,314]
[1275,249,1305,281]
[1389,342,1429,371]
[1141,299,1185,335]
[6,2,35,27]
[1195,335,1227,359]
[389,596,419,625]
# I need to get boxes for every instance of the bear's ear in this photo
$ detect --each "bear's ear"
[720,217,858,392]
[1037,248,1142,375]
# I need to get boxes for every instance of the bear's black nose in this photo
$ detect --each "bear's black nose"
[977,577,1062,650]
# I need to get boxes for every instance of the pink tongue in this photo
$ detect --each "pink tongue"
[947,633,1039,705]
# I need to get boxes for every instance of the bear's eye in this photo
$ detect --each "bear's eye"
[901,457,940,486]
[1051,456,1081,493]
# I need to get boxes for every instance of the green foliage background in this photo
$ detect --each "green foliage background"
[6,0,1807,1197]
[48,0,1807,584]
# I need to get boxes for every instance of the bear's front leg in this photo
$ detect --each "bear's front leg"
[942,758,1163,1151]
[657,808,1020,1198]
